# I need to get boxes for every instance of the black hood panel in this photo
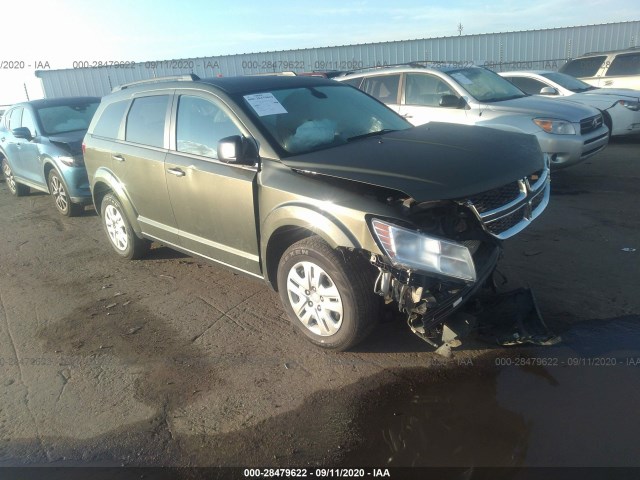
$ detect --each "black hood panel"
[281,123,544,202]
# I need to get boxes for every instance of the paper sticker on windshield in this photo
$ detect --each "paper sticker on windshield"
[244,93,288,116]
[451,73,473,85]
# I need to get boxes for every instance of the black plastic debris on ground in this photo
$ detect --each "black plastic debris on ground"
[470,287,561,347]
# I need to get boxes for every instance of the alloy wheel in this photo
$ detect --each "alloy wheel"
[286,261,344,336]
[50,175,68,213]
[104,204,129,251]
[2,162,16,194]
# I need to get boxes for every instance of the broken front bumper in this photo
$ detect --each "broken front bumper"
[373,241,501,337]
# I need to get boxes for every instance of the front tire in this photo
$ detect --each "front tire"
[48,170,82,217]
[276,236,379,351]
[100,193,150,260]
[2,159,29,197]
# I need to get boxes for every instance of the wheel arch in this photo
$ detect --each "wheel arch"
[262,206,361,291]
[91,168,143,235]
[42,157,58,193]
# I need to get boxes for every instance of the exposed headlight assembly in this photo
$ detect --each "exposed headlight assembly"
[619,100,640,111]
[57,155,84,167]
[533,118,576,135]
[371,219,476,282]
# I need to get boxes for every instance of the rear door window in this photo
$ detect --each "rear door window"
[560,56,606,77]
[360,74,400,104]
[605,53,640,76]
[125,95,170,148]
[340,77,363,88]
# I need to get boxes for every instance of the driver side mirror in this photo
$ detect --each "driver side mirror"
[218,136,258,165]
[12,127,33,140]
[540,87,559,96]
[439,94,464,108]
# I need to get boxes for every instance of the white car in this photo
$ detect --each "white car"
[500,70,640,137]
[337,65,609,168]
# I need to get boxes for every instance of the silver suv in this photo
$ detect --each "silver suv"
[337,65,609,168]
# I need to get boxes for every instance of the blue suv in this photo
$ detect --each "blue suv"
[0,97,100,216]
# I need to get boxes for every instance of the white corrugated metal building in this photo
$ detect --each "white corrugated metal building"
[36,21,640,98]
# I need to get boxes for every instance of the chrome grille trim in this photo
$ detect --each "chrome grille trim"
[462,164,551,240]
[580,114,604,134]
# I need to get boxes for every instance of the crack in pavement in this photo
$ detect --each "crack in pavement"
[0,290,51,462]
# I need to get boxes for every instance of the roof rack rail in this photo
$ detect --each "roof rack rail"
[338,60,477,76]
[580,46,638,56]
[112,74,200,92]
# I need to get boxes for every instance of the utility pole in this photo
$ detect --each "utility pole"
[457,22,463,36]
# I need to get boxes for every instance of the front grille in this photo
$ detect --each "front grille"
[580,114,603,134]
[485,205,527,235]
[530,188,545,212]
[461,166,550,240]
[467,182,522,214]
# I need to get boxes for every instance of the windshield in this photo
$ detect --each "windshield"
[240,84,411,155]
[36,102,100,135]
[447,68,527,102]
[541,72,595,93]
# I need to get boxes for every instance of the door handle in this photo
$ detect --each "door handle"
[112,154,125,162]
[402,114,413,119]
[167,168,185,177]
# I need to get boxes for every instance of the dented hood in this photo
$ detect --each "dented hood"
[280,123,544,202]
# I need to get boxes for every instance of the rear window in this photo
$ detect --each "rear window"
[125,96,169,148]
[560,56,606,77]
[93,100,129,139]
[605,53,640,77]
[36,102,99,135]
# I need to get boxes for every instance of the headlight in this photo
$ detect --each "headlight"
[533,118,576,135]
[58,155,83,167]
[619,100,640,111]
[371,219,476,282]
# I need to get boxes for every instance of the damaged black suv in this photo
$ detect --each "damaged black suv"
[83,74,550,351]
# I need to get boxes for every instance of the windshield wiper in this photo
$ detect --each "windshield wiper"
[483,94,526,103]
[347,129,397,142]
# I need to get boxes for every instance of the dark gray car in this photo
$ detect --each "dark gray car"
[83,74,549,351]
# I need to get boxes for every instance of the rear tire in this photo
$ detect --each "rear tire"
[100,192,150,260]
[2,159,29,197]
[276,236,380,351]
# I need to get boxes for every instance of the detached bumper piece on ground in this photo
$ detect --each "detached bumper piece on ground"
[405,280,561,357]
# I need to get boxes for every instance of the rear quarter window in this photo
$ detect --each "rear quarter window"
[93,100,129,139]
